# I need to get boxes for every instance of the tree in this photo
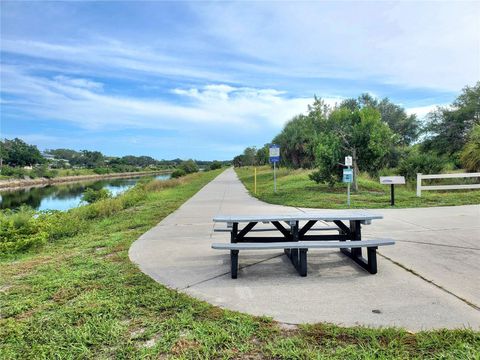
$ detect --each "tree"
[0,138,44,167]
[460,124,480,172]
[210,160,222,170]
[119,155,158,167]
[340,95,419,145]
[423,82,480,155]
[255,145,270,166]
[77,150,104,168]
[179,159,199,174]
[242,147,257,166]
[272,113,323,169]
[310,133,342,187]
[45,148,79,162]
[317,106,394,191]
[232,155,246,167]
[377,99,419,145]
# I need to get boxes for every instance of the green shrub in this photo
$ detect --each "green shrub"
[81,188,112,204]
[310,133,342,187]
[460,124,480,172]
[39,211,84,240]
[120,188,146,208]
[79,198,122,219]
[32,165,58,179]
[378,167,399,176]
[179,159,199,174]
[0,165,28,178]
[398,152,445,180]
[171,169,187,178]
[210,161,222,170]
[93,167,110,175]
[0,207,48,254]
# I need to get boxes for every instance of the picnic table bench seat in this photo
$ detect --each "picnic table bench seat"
[212,239,394,278]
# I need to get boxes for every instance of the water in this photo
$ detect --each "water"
[0,174,171,211]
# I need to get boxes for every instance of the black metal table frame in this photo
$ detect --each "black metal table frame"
[229,219,377,276]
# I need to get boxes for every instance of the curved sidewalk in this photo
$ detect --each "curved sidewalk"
[129,168,480,330]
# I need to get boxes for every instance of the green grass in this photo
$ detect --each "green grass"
[236,166,480,209]
[1,169,479,359]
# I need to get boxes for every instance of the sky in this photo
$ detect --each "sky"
[1,1,479,160]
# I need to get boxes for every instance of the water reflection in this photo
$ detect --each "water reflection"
[0,174,170,211]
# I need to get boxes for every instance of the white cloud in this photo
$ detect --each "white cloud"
[53,75,104,90]
[0,38,231,83]
[195,2,480,91]
[406,104,447,119]
[1,66,312,131]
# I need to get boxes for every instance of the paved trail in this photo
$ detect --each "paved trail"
[129,168,480,330]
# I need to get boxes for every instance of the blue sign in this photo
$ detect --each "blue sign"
[269,144,280,163]
[343,168,353,183]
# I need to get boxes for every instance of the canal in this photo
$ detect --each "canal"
[0,174,171,211]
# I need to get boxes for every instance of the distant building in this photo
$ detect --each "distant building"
[42,152,56,161]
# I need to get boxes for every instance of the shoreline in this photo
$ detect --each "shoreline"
[0,170,170,191]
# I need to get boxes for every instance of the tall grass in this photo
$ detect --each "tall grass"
[0,175,200,256]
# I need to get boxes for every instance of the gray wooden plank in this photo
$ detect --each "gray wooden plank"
[211,239,395,250]
[213,212,383,223]
[213,226,340,233]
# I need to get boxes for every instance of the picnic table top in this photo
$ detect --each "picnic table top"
[213,211,383,223]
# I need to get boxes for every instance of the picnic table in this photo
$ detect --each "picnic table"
[212,211,394,278]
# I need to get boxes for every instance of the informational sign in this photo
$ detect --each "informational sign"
[343,168,353,183]
[269,144,280,163]
[380,176,406,206]
[345,156,353,167]
[269,144,280,193]
[380,176,406,185]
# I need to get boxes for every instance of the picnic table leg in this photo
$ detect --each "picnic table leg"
[291,221,299,269]
[367,247,378,274]
[299,249,308,276]
[339,220,378,274]
[230,250,239,279]
[349,220,362,258]
[285,221,307,276]
[230,223,239,278]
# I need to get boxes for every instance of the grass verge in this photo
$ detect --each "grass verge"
[235,166,480,209]
[1,169,479,359]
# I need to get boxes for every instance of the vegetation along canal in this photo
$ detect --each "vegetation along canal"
[0,174,171,211]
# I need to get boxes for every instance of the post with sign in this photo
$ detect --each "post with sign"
[269,144,280,193]
[380,176,406,206]
[343,156,353,206]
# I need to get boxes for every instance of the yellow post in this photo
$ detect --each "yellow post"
[254,167,257,194]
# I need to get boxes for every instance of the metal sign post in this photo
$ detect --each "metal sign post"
[269,144,280,193]
[273,162,277,193]
[343,156,353,207]
[347,181,351,207]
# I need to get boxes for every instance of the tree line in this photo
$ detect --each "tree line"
[234,82,480,190]
[0,139,229,177]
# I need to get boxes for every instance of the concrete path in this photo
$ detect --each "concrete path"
[129,168,480,330]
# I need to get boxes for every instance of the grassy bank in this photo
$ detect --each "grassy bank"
[236,166,480,209]
[1,169,479,359]
[0,170,170,191]
[0,167,172,182]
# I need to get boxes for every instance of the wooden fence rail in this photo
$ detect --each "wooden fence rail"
[416,172,480,197]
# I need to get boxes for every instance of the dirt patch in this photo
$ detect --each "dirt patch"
[141,334,162,349]
[171,338,200,355]
[0,284,13,293]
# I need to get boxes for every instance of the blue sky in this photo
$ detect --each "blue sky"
[1,1,479,160]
